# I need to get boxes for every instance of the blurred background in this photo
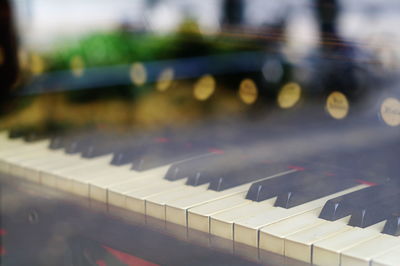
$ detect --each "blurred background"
[1,0,400,132]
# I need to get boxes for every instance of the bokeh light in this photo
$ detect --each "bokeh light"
[325,91,349,120]
[277,82,301,109]
[380,97,400,127]
[130,62,147,86]
[238,78,258,105]
[156,68,174,92]
[193,74,216,101]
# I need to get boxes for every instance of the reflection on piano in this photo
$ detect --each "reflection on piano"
[1,0,400,265]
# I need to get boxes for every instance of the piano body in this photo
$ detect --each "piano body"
[1,0,400,265]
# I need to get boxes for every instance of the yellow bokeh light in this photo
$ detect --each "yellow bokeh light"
[30,53,45,75]
[193,74,216,101]
[326,91,349,120]
[380,97,400,127]
[277,82,301,109]
[70,56,85,77]
[130,62,147,86]
[156,68,174,92]
[238,79,258,105]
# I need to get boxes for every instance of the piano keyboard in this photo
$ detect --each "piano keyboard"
[1,130,400,266]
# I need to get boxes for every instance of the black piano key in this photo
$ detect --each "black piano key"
[348,194,400,228]
[131,141,211,171]
[111,145,147,165]
[319,183,398,221]
[63,135,95,154]
[207,161,296,192]
[182,151,254,186]
[49,134,70,149]
[382,214,400,236]
[80,135,133,158]
[245,169,330,202]
[164,153,222,181]
[8,127,32,139]
[110,132,189,166]
[62,132,113,154]
[274,171,357,209]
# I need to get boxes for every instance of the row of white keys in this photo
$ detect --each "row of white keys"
[164,170,297,227]
[107,166,188,210]
[0,137,129,192]
[371,245,400,266]
[71,164,136,199]
[0,139,52,169]
[283,217,353,263]
[144,183,210,220]
[55,162,133,195]
[89,164,182,203]
[4,145,84,181]
[87,168,161,203]
[210,198,277,240]
[259,207,326,255]
[163,185,248,226]
[74,154,220,204]
[0,140,77,179]
[0,135,200,214]
[259,191,398,265]
[0,135,197,212]
[39,154,115,187]
[340,234,400,266]
[232,185,367,248]
[312,223,385,265]
[0,137,108,178]
[188,192,250,233]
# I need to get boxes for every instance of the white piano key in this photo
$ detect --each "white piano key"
[84,166,139,201]
[233,185,366,248]
[0,136,26,147]
[105,166,183,205]
[0,139,50,156]
[259,207,324,255]
[341,234,400,266]
[0,140,52,171]
[106,166,171,205]
[94,172,164,204]
[372,245,400,266]
[17,155,83,182]
[1,146,80,181]
[164,185,249,226]
[56,164,133,195]
[313,224,383,266]
[6,150,79,180]
[45,154,113,176]
[0,131,9,139]
[284,218,352,263]
[145,184,208,220]
[39,155,113,187]
[124,181,189,214]
[188,192,249,233]
[210,199,276,240]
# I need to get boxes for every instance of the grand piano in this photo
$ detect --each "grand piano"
[1,0,400,265]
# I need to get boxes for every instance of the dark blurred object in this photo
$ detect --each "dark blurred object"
[311,0,374,101]
[222,0,244,26]
[0,0,19,110]
[315,0,339,39]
